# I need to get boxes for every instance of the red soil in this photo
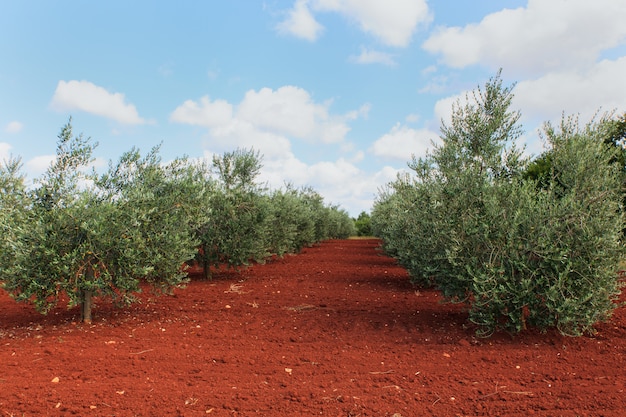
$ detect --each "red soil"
[1,239,625,416]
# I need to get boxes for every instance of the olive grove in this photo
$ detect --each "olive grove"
[0,120,355,322]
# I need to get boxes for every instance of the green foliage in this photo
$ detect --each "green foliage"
[522,152,553,189]
[264,188,301,256]
[354,211,372,236]
[0,120,203,321]
[372,72,625,336]
[192,149,355,278]
[264,186,317,255]
[0,122,358,320]
[523,111,626,237]
[95,147,203,290]
[601,111,626,167]
[195,149,270,277]
[326,205,357,239]
[524,111,626,189]
[0,157,30,290]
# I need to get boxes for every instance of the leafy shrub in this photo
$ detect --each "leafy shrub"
[0,123,359,320]
[372,72,625,336]
[194,149,270,278]
[192,149,355,277]
[354,211,372,236]
[0,121,202,321]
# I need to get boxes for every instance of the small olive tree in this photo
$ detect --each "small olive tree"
[0,120,202,322]
[264,186,306,256]
[195,148,270,278]
[354,211,372,237]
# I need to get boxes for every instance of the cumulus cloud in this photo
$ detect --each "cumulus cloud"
[25,155,56,177]
[5,121,23,134]
[207,119,293,161]
[238,86,349,142]
[513,56,626,124]
[432,56,626,137]
[316,0,431,47]
[259,153,385,216]
[344,103,371,121]
[341,164,407,215]
[423,0,626,75]
[50,80,150,125]
[430,55,626,161]
[276,0,324,41]
[370,123,439,161]
[278,0,431,47]
[171,85,357,148]
[172,85,373,215]
[433,94,461,128]
[170,96,233,128]
[349,47,397,66]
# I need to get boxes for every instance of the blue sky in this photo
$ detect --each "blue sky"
[2,1,626,216]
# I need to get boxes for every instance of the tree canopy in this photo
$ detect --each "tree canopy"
[372,72,625,336]
[0,120,355,322]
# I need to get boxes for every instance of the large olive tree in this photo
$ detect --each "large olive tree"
[373,72,625,336]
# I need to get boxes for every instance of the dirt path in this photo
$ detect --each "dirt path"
[1,239,625,416]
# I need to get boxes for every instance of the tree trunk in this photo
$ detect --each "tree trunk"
[202,244,211,281]
[82,289,93,324]
[82,263,94,323]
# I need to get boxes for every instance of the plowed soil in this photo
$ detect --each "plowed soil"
[1,239,625,416]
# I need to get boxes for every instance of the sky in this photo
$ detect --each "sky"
[1,1,626,216]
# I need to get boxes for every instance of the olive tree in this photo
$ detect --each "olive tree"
[0,120,202,322]
[373,72,625,336]
[195,148,270,278]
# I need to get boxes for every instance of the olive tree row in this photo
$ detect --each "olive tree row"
[372,72,625,337]
[194,149,355,278]
[0,120,355,321]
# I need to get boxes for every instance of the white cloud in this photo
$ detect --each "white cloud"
[172,86,373,215]
[432,56,626,132]
[50,80,150,125]
[433,94,460,127]
[238,86,348,142]
[370,123,439,161]
[5,121,23,134]
[344,103,371,121]
[170,96,233,128]
[349,47,396,66]
[0,142,12,161]
[423,0,626,75]
[171,86,357,146]
[309,157,361,186]
[418,76,450,94]
[278,0,431,47]
[342,164,407,215]
[431,56,626,160]
[513,56,626,124]
[259,153,382,215]
[421,65,437,76]
[23,154,107,184]
[314,0,430,47]
[276,0,324,41]
[206,119,293,161]
[350,150,364,163]
[25,155,55,177]
[405,113,420,123]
